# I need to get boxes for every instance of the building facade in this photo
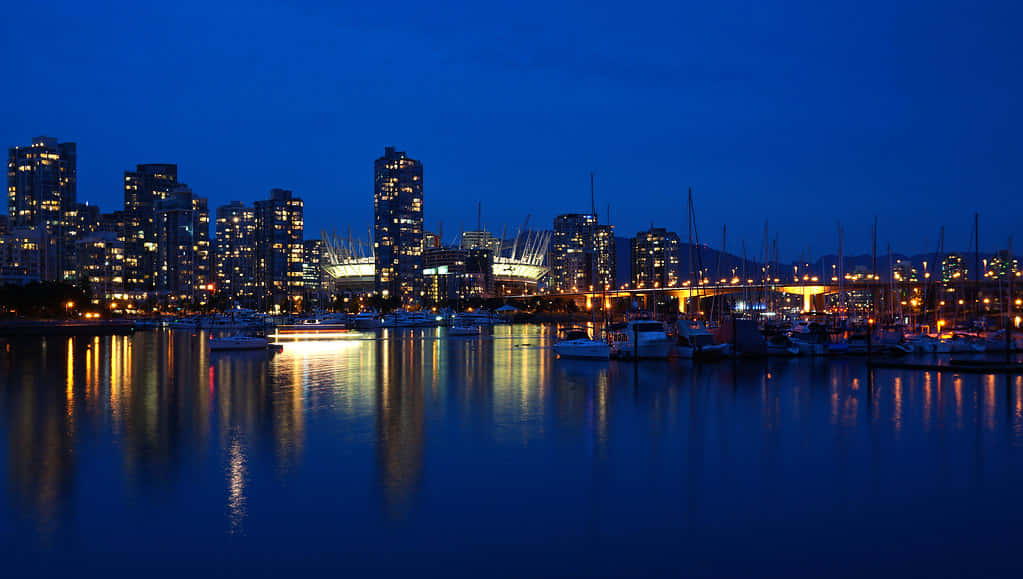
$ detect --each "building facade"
[124,163,178,293]
[0,227,43,284]
[460,230,499,252]
[75,232,125,300]
[941,252,968,282]
[154,186,209,303]
[303,238,329,308]
[988,250,1019,279]
[254,188,304,311]
[373,147,423,304]
[550,213,596,293]
[6,136,77,280]
[214,201,256,306]
[630,227,681,289]
[593,224,616,290]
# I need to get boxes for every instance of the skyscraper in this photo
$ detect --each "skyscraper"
[124,163,178,293]
[154,185,208,302]
[215,201,256,306]
[6,136,77,280]
[550,213,596,293]
[630,227,680,289]
[303,238,329,308]
[593,224,616,290]
[374,147,423,304]
[254,188,304,311]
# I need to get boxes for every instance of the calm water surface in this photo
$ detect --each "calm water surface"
[2,326,1023,577]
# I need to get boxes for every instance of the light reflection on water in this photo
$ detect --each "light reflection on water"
[1,326,1023,575]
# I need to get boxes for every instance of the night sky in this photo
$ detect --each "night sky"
[3,0,1020,257]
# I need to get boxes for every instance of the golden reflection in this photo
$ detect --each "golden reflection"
[892,376,903,434]
[375,336,425,518]
[953,376,964,428]
[65,337,74,418]
[922,372,932,432]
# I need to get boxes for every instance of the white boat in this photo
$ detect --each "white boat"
[275,316,348,336]
[788,322,830,355]
[449,325,481,336]
[607,320,674,359]
[553,328,611,360]
[453,309,506,326]
[675,320,730,360]
[382,310,442,328]
[351,311,381,329]
[209,335,274,351]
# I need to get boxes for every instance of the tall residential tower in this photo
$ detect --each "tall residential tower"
[373,147,423,304]
[254,188,304,311]
[6,136,77,280]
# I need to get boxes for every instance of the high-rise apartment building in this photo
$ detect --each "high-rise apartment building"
[214,201,256,306]
[630,227,680,289]
[941,252,967,282]
[373,147,423,304]
[550,213,596,293]
[124,163,178,293]
[75,232,125,300]
[254,188,304,311]
[154,185,208,302]
[593,224,616,290]
[7,136,77,280]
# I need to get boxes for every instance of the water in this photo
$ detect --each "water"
[2,326,1023,577]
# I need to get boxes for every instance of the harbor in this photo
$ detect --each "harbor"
[3,325,1023,576]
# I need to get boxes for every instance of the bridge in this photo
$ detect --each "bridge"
[505,279,1017,314]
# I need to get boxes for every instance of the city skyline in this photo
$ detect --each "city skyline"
[2,0,1020,259]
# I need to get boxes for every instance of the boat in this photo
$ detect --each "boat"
[274,316,348,337]
[209,335,275,351]
[766,333,800,356]
[553,328,611,360]
[607,320,674,359]
[449,325,481,336]
[453,309,506,326]
[350,311,381,329]
[675,319,730,360]
[949,334,986,353]
[877,327,914,355]
[381,310,442,328]
[789,322,830,355]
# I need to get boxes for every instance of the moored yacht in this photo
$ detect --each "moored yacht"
[553,328,611,360]
[209,335,276,351]
[607,320,674,359]
[675,319,730,360]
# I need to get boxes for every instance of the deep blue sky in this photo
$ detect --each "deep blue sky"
[3,0,1020,258]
